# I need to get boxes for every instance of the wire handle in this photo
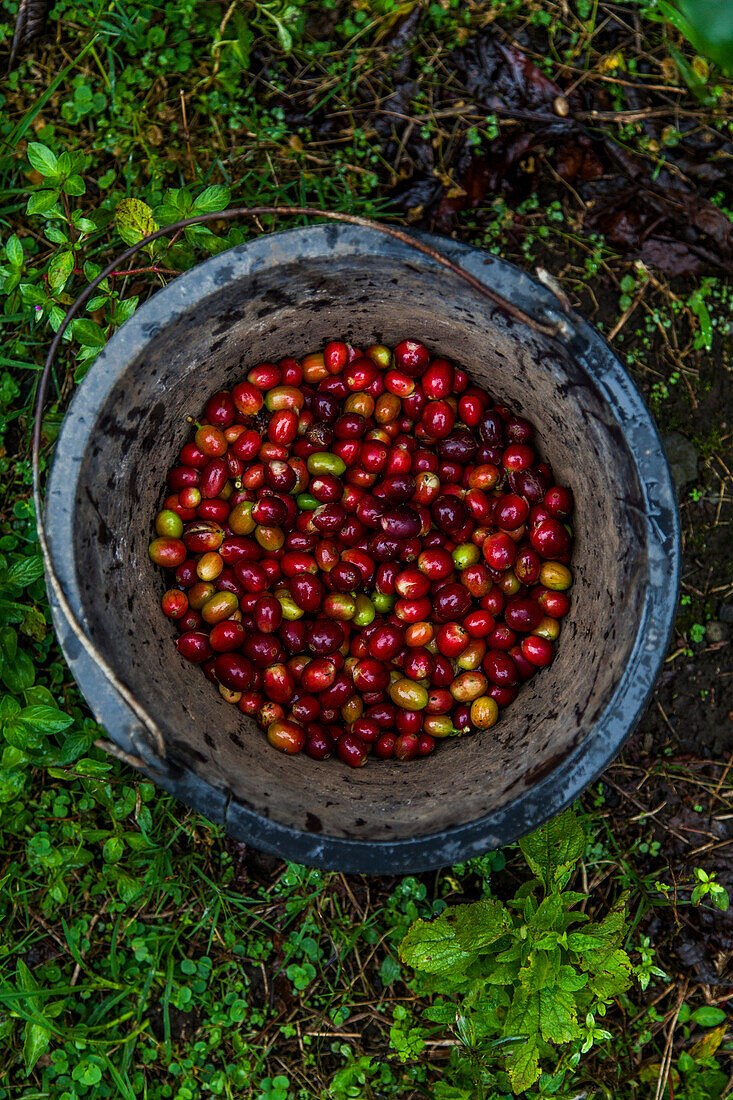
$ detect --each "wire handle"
[32,206,565,769]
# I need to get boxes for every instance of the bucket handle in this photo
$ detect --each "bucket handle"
[32,206,569,773]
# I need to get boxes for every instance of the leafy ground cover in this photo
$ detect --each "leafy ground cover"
[0,1,732,1096]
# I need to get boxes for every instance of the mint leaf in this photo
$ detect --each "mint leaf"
[539,987,580,1043]
[504,988,540,1038]
[518,949,559,992]
[558,964,588,992]
[584,948,633,999]
[448,897,512,952]
[484,961,521,985]
[505,1036,540,1092]
[519,810,585,890]
[592,895,628,943]
[399,915,473,975]
[423,1001,457,1026]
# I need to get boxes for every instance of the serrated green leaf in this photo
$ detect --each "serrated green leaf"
[519,810,585,890]
[27,142,58,177]
[539,987,580,1043]
[485,959,522,985]
[433,1086,473,1100]
[505,1036,540,1092]
[423,1001,457,1025]
[567,930,604,952]
[592,894,628,944]
[495,939,524,963]
[115,197,158,247]
[557,964,588,992]
[528,894,566,934]
[519,949,560,992]
[26,190,59,216]
[585,948,633,999]
[191,184,231,214]
[447,897,512,952]
[399,915,472,975]
[504,988,540,1038]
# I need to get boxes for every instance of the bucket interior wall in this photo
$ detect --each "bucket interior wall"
[71,256,645,840]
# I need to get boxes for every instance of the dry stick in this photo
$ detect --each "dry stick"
[179,90,196,180]
[607,278,650,342]
[713,750,733,798]
[70,906,106,986]
[654,980,689,1100]
[32,206,566,768]
[603,777,688,843]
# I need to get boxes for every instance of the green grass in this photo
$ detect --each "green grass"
[1,0,733,1096]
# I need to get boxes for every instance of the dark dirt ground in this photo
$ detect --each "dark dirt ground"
[4,1,733,1092]
[212,8,733,1084]
[318,3,733,1064]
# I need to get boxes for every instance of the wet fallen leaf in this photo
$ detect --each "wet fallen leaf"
[451,30,566,114]
[556,138,605,182]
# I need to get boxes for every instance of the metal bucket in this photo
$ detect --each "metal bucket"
[45,223,679,873]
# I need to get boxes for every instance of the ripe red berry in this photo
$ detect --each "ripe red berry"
[155,336,574,768]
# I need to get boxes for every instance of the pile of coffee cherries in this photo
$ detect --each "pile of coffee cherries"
[148,339,574,767]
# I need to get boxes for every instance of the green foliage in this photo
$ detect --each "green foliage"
[643,0,733,73]
[399,811,635,1093]
[115,196,160,248]
[690,868,729,910]
[0,1,731,1095]
[6,141,238,383]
